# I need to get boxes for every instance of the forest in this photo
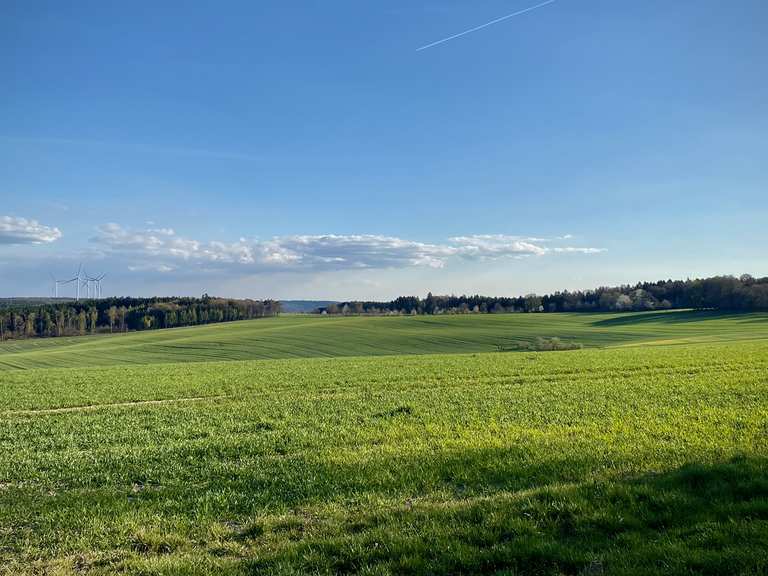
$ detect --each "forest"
[0,296,281,341]
[322,275,768,315]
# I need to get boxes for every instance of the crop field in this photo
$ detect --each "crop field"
[1,309,767,370]
[1,313,768,575]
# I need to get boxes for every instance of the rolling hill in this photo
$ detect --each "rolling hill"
[0,309,767,370]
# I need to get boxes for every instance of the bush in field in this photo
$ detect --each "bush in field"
[498,337,584,352]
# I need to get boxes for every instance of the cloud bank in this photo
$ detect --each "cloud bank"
[93,224,604,273]
[0,216,62,245]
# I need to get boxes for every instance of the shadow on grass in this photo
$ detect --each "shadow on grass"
[241,456,768,576]
[590,310,754,328]
[7,450,768,575]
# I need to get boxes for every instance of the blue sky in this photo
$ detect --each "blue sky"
[1,0,766,300]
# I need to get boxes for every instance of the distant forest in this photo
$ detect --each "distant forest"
[321,275,768,315]
[0,296,281,341]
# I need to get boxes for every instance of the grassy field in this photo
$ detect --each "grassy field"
[1,309,767,370]
[1,313,768,574]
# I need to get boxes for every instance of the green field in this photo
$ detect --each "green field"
[1,310,768,370]
[2,312,768,575]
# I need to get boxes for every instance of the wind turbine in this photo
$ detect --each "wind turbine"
[81,277,90,299]
[80,270,107,299]
[50,271,74,298]
[95,274,106,299]
[54,272,79,300]
[50,272,60,298]
[48,265,105,300]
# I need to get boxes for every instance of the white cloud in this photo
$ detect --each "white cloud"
[0,216,62,245]
[449,235,549,258]
[127,263,176,273]
[448,235,606,258]
[552,246,606,254]
[92,224,604,273]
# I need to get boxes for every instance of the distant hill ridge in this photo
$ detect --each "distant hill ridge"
[280,300,338,313]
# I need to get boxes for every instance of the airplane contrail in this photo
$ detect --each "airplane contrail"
[416,0,558,52]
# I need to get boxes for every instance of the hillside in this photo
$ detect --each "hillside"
[1,310,767,370]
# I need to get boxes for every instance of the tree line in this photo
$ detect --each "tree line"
[0,296,281,341]
[320,275,768,316]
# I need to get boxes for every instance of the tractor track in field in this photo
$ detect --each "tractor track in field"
[3,395,230,416]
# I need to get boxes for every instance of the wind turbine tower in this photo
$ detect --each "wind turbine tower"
[50,273,60,298]
[75,264,82,301]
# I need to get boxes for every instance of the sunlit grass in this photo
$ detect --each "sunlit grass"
[1,340,767,574]
[0,310,767,370]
